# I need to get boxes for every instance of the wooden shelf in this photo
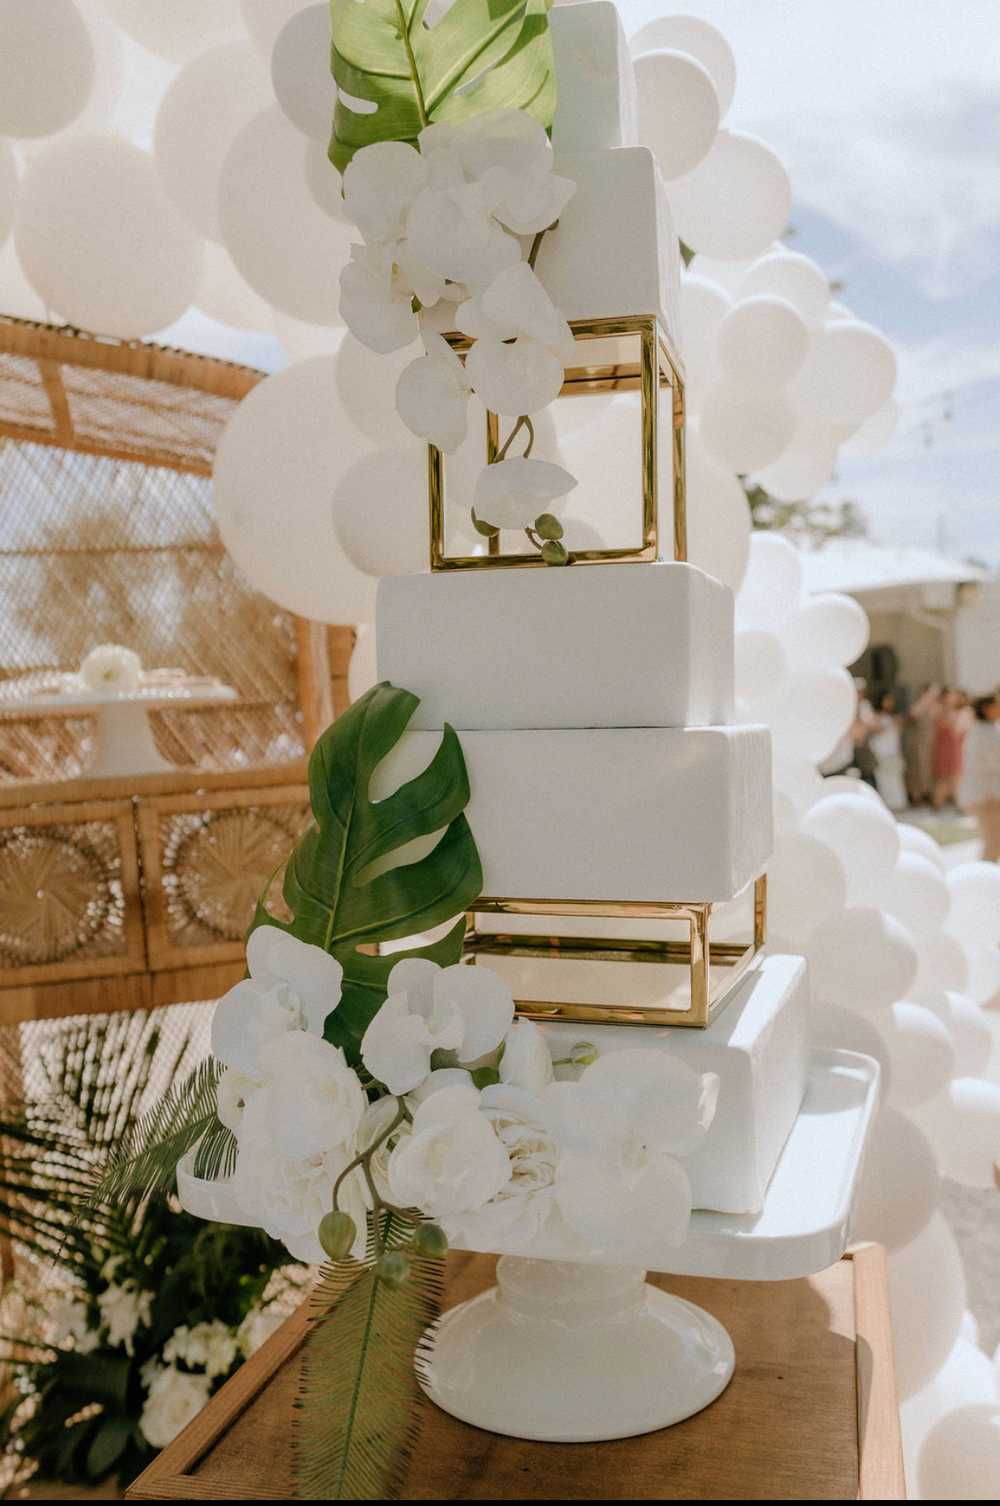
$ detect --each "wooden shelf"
[126,1244,904,1501]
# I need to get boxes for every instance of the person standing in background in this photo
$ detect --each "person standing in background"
[902,684,940,807]
[958,695,1000,860]
[870,690,907,811]
[932,688,968,810]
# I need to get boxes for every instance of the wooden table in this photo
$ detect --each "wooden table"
[127,1245,904,1501]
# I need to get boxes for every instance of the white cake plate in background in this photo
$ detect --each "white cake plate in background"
[421,1049,878,1442]
[0,678,238,777]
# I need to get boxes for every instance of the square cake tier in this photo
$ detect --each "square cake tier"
[551,2,638,154]
[369,724,772,901]
[533,951,810,1216]
[377,563,734,732]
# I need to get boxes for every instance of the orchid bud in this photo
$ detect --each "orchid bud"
[413,1223,449,1259]
[318,1210,357,1261]
[377,1251,410,1288]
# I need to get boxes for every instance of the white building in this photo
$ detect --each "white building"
[797,539,999,695]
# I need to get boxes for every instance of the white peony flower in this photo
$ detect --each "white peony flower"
[464,335,565,417]
[237,1304,284,1358]
[447,1083,558,1248]
[499,1019,554,1096]
[211,927,343,1078]
[387,1084,511,1218]
[79,644,141,694]
[339,242,421,354]
[139,1366,213,1450]
[163,1320,237,1380]
[542,1050,719,1254]
[473,456,577,531]
[395,332,471,452]
[342,139,429,244]
[360,958,514,1095]
[50,1293,99,1355]
[457,262,576,366]
[97,1281,153,1356]
[252,1030,366,1161]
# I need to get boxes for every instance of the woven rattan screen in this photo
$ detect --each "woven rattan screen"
[0,318,308,781]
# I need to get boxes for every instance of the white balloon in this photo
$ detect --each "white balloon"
[154,43,271,241]
[947,862,1000,945]
[334,334,417,444]
[15,0,124,150]
[717,294,809,387]
[0,0,95,139]
[922,991,992,1077]
[348,622,377,703]
[912,929,969,1001]
[273,310,344,362]
[684,431,751,592]
[103,0,243,63]
[666,130,791,262]
[782,592,869,672]
[752,420,838,502]
[0,143,15,251]
[788,320,897,427]
[852,1107,938,1249]
[0,240,48,321]
[959,942,1000,1006]
[769,668,857,763]
[820,773,881,802]
[897,821,946,872]
[634,50,720,180]
[901,1336,997,1485]
[766,830,846,937]
[917,1078,1000,1188]
[801,794,900,906]
[839,396,898,459]
[888,1212,966,1398]
[919,1403,1000,1501]
[874,1001,955,1110]
[272,4,336,143]
[806,906,917,1010]
[734,628,786,707]
[243,0,308,56]
[303,139,351,220]
[628,14,737,116]
[678,274,730,402]
[333,448,429,577]
[195,242,274,332]
[735,533,802,630]
[16,135,204,338]
[218,106,355,324]
[698,380,796,473]
[737,250,831,328]
[884,853,952,934]
[772,752,824,816]
[687,251,766,295]
[212,356,376,624]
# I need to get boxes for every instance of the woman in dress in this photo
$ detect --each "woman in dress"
[870,691,908,811]
[958,695,1000,860]
[932,688,968,810]
[902,684,940,806]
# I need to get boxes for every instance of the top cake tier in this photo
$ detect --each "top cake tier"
[377,561,734,731]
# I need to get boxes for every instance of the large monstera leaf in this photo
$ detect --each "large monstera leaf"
[329,0,557,172]
[253,682,482,1060]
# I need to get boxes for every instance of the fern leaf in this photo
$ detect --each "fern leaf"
[92,1057,222,1205]
[294,1213,445,1500]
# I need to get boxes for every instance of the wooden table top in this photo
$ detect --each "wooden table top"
[127,1245,904,1501]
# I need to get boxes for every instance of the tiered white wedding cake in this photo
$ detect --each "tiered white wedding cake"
[374,1,809,1234]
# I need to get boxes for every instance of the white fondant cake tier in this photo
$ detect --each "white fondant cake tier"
[551,2,638,154]
[536,146,681,352]
[370,724,773,901]
[377,563,733,731]
[523,951,808,1216]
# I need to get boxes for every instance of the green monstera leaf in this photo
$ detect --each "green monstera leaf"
[329,0,557,172]
[253,682,483,1061]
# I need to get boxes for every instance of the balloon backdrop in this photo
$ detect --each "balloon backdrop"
[665,130,792,261]
[633,50,720,180]
[103,0,243,63]
[629,14,737,117]
[272,5,337,143]
[0,0,96,140]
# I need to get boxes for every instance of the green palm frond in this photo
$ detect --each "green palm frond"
[93,1056,224,1206]
[294,1212,445,1501]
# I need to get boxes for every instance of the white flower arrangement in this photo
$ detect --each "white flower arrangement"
[78,644,142,694]
[338,108,580,559]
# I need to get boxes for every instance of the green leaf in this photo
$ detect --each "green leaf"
[294,1212,444,1500]
[329,0,557,172]
[93,1057,223,1206]
[255,683,482,1060]
[85,1414,133,1480]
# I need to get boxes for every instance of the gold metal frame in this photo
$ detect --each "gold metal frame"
[429,315,686,571]
[464,874,767,1028]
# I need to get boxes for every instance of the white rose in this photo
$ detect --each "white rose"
[252,1031,366,1160]
[499,1019,554,1096]
[79,644,142,694]
[164,1320,237,1380]
[237,1305,285,1358]
[447,1083,558,1250]
[139,1366,213,1450]
[97,1281,153,1356]
[211,927,344,1078]
[387,1085,511,1217]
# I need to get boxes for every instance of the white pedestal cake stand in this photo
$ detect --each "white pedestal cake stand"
[0,680,238,777]
[421,1048,879,1442]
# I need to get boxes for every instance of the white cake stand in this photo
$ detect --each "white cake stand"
[0,678,238,777]
[421,1048,879,1442]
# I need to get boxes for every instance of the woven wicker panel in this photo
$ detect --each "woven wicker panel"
[0,806,141,980]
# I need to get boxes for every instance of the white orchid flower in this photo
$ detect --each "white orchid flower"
[458,262,576,366]
[420,109,574,235]
[395,331,472,452]
[473,456,577,531]
[542,1051,720,1253]
[405,180,521,292]
[211,927,343,1078]
[498,1019,554,1095]
[342,139,429,244]
[464,335,564,417]
[386,1084,512,1217]
[360,958,514,1096]
[339,242,420,354]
